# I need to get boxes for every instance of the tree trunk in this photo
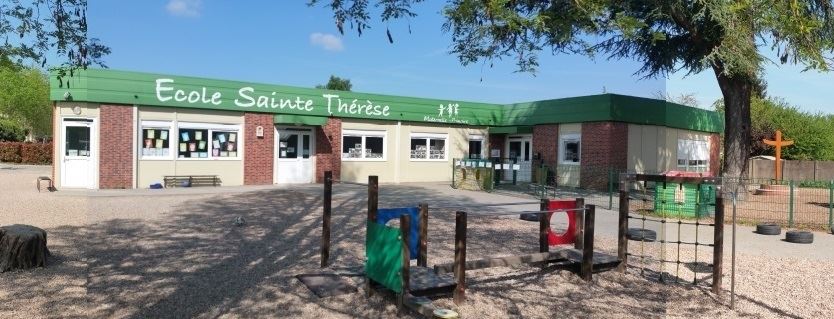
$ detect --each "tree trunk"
[713,66,753,180]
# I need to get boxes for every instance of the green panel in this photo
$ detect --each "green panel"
[273,114,328,125]
[500,95,614,126]
[488,126,533,134]
[50,68,502,126]
[653,183,716,218]
[365,221,403,293]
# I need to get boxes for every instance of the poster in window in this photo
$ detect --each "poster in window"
[179,143,186,152]
[227,142,235,151]
[189,143,196,152]
[160,130,168,140]
[155,139,163,148]
[218,134,226,143]
[145,139,152,148]
[213,148,220,157]
[181,132,189,142]
[229,151,237,157]
[147,129,155,139]
[199,141,206,150]
[229,133,237,142]
[195,131,203,140]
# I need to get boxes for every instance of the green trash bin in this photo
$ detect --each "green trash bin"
[654,183,715,218]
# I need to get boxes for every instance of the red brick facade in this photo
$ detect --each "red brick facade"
[709,133,721,176]
[315,118,341,183]
[580,122,628,190]
[243,113,275,185]
[488,134,506,159]
[99,105,134,189]
[532,124,559,164]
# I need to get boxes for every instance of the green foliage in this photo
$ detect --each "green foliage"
[715,96,834,161]
[0,65,51,137]
[315,75,353,91]
[0,118,26,142]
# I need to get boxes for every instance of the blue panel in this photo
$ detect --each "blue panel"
[376,207,420,259]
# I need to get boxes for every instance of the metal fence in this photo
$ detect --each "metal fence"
[454,160,834,231]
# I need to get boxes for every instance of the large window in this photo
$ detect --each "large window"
[342,130,386,160]
[677,139,709,172]
[140,121,172,159]
[468,135,484,159]
[559,133,580,164]
[410,133,447,160]
[176,122,242,160]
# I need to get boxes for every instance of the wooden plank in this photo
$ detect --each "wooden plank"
[713,192,724,295]
[399,214,410,311]
[368,176,378,221]
[581,204,595,281]
[574,198,585,250]
[453,211,467,305]
[539,199,549,254]
[434,251,570,274]
[321,171,332,268]
[419,203,428,267]
[618,190,629,272]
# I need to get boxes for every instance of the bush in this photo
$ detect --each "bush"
[0,119,25,142]
[0,142,22,162]
[20,143,51,164]
[0,142,52,164]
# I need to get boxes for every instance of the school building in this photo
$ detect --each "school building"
[49,69,723,189]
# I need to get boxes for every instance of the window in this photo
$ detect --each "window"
[677,139,709,172]
[211,131,238,158]
[410,133,447,160]
[342,130,386,160]
[140,121,172,159]
[468,135,484,159]
[65,126,91,157]
[176,122,242,160]
[559,133,580,164]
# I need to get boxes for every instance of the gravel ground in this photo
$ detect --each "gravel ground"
[1,164,832,318]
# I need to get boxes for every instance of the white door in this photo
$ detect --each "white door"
[505,135,533,182]
[275,127,315,184]
[61,118,97,188]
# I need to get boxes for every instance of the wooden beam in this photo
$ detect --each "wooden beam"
[368,176,378,221]
[453,211,467,305]
[574,197,585,250]
[617,189,629,273]
[539,199,549,254]
[713,189,724,295]
[321,171,332,268]
[419,203,428,267]
[434,251,569,274]
[581,204,595,281]
[399,213,411,312]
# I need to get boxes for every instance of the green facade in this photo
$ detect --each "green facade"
[50,68,723,133]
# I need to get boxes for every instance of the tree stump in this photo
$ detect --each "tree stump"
[0,225,50,272]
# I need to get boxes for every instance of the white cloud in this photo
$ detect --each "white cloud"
[309,33,344,52]
[166,0,202,17]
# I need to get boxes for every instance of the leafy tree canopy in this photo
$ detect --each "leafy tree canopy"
[0,63,51,137]
[316,75,353,91]
[311,0,834,177]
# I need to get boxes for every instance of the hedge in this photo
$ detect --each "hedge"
[0,142,51,164]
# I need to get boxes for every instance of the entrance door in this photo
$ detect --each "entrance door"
[61,118,96,188]
[275,127,315,184]
[505,135,533,182]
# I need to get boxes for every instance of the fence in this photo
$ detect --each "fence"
[748,158,834,181]
[452,159,834,232]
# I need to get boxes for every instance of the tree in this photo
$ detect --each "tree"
[0,64,51,139]
[316,75,353,91]
[311,1,834,178]
[1,0,110,68]
[653,91,700,108]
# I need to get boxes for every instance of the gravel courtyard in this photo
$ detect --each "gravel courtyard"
[1,164,833,318]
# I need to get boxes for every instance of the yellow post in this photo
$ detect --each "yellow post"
[762,130,794,181]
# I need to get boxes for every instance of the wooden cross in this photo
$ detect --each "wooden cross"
[762,130,793,181]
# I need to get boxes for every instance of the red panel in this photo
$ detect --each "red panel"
[546,199,578,246]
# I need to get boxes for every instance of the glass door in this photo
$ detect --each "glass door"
[61,118,96,188]
[275,127,314,183]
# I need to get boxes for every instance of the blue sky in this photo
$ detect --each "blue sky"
[88,1,833,113]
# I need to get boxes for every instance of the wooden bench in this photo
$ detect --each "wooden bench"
[163,175,220,188]
[36,176,54,192]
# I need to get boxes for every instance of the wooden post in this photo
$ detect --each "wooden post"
[713,188,725,295]
[368,176,378,222]
[321,171,332,268]
[574,197,585,250]
[617,187,629,272]
[399,213,411,311]
[454,211,467,305]
[581,204,595,281]
[418,203,428,267]
[539,198,549,253]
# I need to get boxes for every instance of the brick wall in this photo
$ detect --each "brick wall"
[315,118,341,183]
[99,104,134,189]
[580,122,628,190]
[488,134,505,159]
[709,133,721,176]
[532,124,559,164]
[243,113,274,185]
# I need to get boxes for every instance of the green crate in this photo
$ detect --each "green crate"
[654,183,715,218]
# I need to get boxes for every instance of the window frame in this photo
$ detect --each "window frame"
[677,139,709,172]
[139,121,175,160]
[559,133,581,165]
[467,134,485,159]
[341,129,387,161]
[410,132,449,162]
[175,122,243,161]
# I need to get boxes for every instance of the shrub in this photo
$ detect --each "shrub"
[20,142,52,164]
[0,142,22,163]
[0,119,25,142]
